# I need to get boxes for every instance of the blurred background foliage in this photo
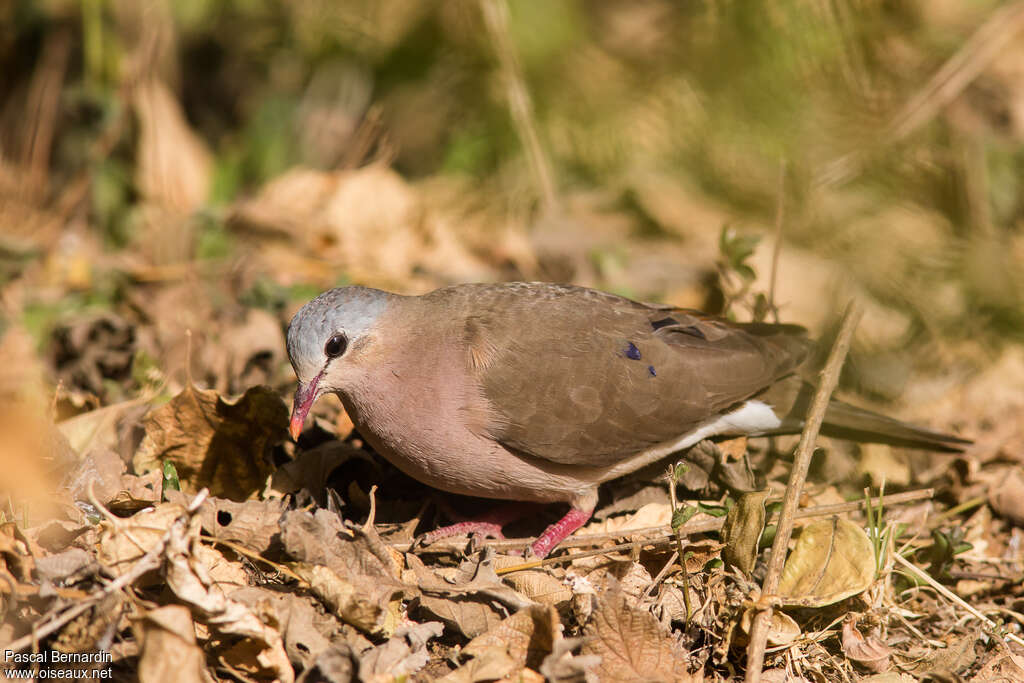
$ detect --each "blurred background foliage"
[2,0,1024,416]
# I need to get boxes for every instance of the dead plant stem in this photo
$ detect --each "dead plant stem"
[744,302,862,683]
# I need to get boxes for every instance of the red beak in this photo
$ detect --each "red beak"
[289,375,321,440]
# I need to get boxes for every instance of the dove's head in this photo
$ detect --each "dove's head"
[285,286,391,439]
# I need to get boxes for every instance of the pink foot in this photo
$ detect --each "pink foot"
[529,507,594,559]
[422,520,506,544]
[420,501,540,546]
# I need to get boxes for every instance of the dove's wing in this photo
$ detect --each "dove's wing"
[428,283,811,467]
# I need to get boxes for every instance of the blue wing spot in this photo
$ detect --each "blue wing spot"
[648,365,657,377]
[625,342,641,360]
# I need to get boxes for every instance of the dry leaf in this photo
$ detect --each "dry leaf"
[133,384,287,500]
[165,490,286,554]
[97,503,184,579]
[268,440,378,504]
[904,629,978,678]
[163,510,293,683]
[739,608,801,646]
[132,77,212,214]
[357,621,444,682]
[969,653,1024,682]
[777,517,875,607]
[539,637,601,683]
[230,588,338,671]
[34,547,97,585]
[407,551,534,638]
[438,649,518,683]
[722,490,771,577]
[580,583,694,682]
[281,509,406,636]
[135,605,214,683]
[841,618,892,673]
[295,644,357,683]
[461,604,559,671]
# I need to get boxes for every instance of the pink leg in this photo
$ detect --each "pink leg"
[529,507,594,559]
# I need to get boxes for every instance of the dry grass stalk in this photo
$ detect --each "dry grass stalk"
[479,0,560,213]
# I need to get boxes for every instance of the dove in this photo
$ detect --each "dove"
[286,282,968,558]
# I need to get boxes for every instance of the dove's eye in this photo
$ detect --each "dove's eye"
[324,334,348,358]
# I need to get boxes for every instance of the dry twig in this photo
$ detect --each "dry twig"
[744,302,863,683]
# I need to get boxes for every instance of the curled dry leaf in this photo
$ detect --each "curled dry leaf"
[230,588,338,672]
[34,547,97,585]
[580,582,695,683]
[280,509,406,636]
[357,621,444,683]
[96,503,184,579]
[841,618,893,673]
[133,384,288,500]
[135,604,214,683]
[722,489,771,578]
[163,508,293,683]
[777,517,875,607]
[539,636,601,683]
[739,607,800,646]
[406,551,534,639]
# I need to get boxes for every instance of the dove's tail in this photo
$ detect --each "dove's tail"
[763,378,970,452]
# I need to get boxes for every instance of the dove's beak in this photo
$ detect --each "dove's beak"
[289,374,322,440]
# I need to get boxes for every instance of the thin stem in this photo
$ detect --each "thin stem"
[744,302,862,682]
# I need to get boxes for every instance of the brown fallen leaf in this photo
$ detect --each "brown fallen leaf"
[294,644,358,683]
[357,620,444,682]
[969,652,1024,682]
[280,509,406,636]
[407,551,535,639]
[230,587,341,672]
[738,607,800,647]
[165,490,286,554]
[163,508,293,683]
[64,446,126,507]
[580,581,695,682]
[96,503,185,580]
[777,517,875,607]
[133,384,288,500]
[460,604,559,671]
[539,637,601,683]
[135,604,214,683]
[722,490,771,578]
[33,547,97,586]
[841,617,893,673]
[903,628,978,679]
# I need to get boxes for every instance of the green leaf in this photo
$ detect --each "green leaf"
[672,505,697,532]
[162,460,181,501]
